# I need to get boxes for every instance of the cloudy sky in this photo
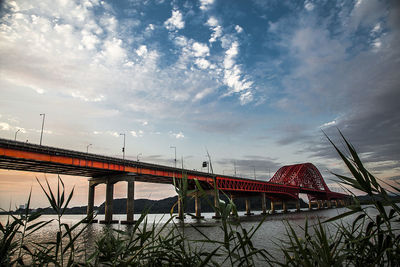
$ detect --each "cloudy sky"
[0,0,399,209]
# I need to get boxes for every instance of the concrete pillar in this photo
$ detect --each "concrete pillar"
[100,181,118,224]
[178,196,184,220]
[245,198,253,216]
[85,183,98,223]
[296,200,300,212]
[282,201,288,213]
[334,200,338,207]
[261,193,267,215]
[270,201,275,214]
[317,200,321,209]
[308,201,312,210]
[122,179,135,224]
[327,200,332,208]
[195,192,204,219]
[212,190,221,219]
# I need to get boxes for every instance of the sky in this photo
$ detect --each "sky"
[0,0,399,210]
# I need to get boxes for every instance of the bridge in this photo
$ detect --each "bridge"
[0,138,348,223]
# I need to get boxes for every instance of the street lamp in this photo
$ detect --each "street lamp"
[14,129,20,141]
[39,113,45,145]
[170,146,176,168]
[120,133,126,160]
[86,144,92,153]
[137,153,142,162]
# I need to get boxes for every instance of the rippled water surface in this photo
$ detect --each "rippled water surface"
[1,207,361,262]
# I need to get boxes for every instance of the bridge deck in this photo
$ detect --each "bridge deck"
[0,138,347,200]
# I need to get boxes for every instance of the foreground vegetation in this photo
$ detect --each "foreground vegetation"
[1,132,399,266]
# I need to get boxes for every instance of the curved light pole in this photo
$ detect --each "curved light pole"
[39,113,45,145]
[86,144,92,153]
[120,133,126,160]
[137,153,142,162]
[14,129,20,141]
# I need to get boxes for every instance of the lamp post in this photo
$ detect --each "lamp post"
[137,153,142,162]
[170,146,176,168]
[120,133,126,160]
[14,129,20,141]
[86,144,92,153]
[39,113,45,145]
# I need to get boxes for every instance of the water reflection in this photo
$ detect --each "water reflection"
[0,207,352,262]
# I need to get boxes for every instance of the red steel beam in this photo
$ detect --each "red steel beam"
[0,141,348,200]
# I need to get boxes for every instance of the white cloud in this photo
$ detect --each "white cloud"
[320,120,336,128]
[222,41,254,104]
[146,24,154,31]
[195,58,210,69]
[192,42,209,57]
[174,35,188,47]
[0,122,11,131]
[304,0,314,11]
[235,25,243,33]
[71,91,105,102]
[206,17,218,27]
[171,131,184,139]
[194,87,213,101]
[207,17,222,43]
[99,37,127,65]
[136,45,148,57]
[164,9,185,31]
[199,0,214,11]
[107,131,119,137]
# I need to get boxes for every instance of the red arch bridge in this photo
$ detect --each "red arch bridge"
[0,138,348,223]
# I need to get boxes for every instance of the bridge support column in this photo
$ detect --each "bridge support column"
[317,200,321,209]
[333,200,337,207]
[327,200,332,209]
[245,198,253,216]
[177,196,185,220]
[270,201,275,214]
[261,193,267,215]
[100,181,118,224]
[194,192,204,219]
[85,182,98,223]
[296,200,300,212]
[121,179,135,224]
[282,201,288,213]
[308,201,312,210]
[212,191,221,219]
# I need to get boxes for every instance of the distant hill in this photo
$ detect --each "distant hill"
[7,195,309,215]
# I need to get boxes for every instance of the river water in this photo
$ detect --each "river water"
[1,206,360,264]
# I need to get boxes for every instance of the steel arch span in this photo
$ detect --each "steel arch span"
[269,163,330,192]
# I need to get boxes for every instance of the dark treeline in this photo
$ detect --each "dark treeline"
[4,194,399,215]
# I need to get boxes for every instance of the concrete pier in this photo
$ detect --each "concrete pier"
[194,192,204,219]
[296,200,300,212]
[245,198,254,216]
[100,181,118,224]
[212,190,221,219]
[282,201,288,213]
[121,179,135,224]
[261,193,267,215]
[85,183,98,223]
[270,201,275,214]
